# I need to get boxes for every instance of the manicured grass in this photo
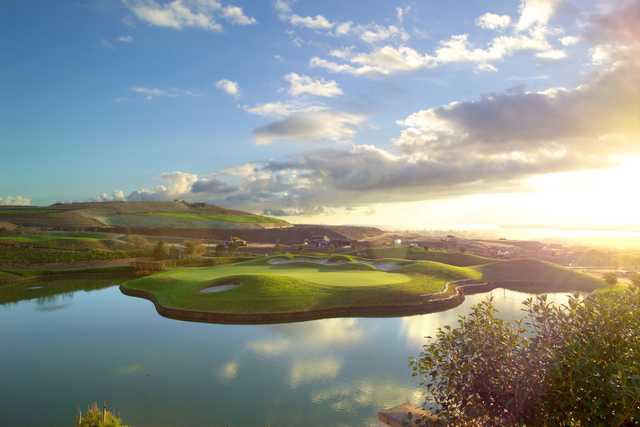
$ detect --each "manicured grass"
[478,259,604,291]
[363,247,493,266]
[122,257,465,313]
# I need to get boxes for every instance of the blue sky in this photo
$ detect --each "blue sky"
[2,0,639,229]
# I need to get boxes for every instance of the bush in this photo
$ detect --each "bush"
[411,289,640,426]
[152,241,169,260]
[75,403,128,427]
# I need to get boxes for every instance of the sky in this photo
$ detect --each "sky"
[1,0,639,230]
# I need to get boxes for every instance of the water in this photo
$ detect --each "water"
[0,280,580,427]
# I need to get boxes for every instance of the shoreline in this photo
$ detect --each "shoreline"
[119,279,584,325]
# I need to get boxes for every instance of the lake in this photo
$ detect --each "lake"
[0,280,580,427]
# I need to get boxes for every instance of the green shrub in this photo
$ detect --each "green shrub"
[411,289,640,426]
[75,403,128,427]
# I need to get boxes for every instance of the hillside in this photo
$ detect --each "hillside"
[0,201,290,231]
[478,259,604,291]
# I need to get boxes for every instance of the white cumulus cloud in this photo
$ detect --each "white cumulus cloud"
[215,79,240,97]
[284,73,342,97]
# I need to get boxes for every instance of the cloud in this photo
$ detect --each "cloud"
[274,0,294,20]
[106,4,640,215]
[357,24,408,44]
[191,178,237,194]
[535,48,566,59]
[244,101,327,118]
[516,0,558,31]
[123,0,255,31]
[0,196,32,206]
[216,360,239,381]
[290,14,333,30]
[311,46,435,76]
[559,35,580,46]
[284,73,342,97]
[253,111,365,145]
[476,13,512,30]
[221,5,256,25]
[289,357,341,387]
[309,0,563,77]
[126,171,199,201]
[123,0,223,31]
[115,35,134,43]
[312,379,424,412]
[130,86,198,99]
[215,79,239,97]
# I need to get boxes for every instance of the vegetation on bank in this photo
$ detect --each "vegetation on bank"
[411,286,640,426]
[0,244,144,265]
[75,403,128,427]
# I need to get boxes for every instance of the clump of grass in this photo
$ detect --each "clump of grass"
[75,403,128,427]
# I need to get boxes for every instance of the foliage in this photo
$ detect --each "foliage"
[75,403,128,427]
[630,272,640,288]
[603,272,618,286]
[152,241,169,260]
[185,240,205,257]
[0,244,143,265]
[411,289,640,426]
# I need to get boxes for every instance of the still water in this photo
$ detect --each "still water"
[0,280,579,427]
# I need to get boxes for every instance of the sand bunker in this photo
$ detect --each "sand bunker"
[268,257,331,265]
[373,263,402,271]
[200,284,240,294]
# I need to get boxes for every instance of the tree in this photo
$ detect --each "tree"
[126,234,149,249]
[152,241,169,260]
[185,240,205,258]
[459,246,466,254]
[214,244,226,257]
[411,289,640,426]
[603,272,618,286]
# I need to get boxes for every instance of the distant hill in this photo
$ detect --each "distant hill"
[478,259,604,291]
[0,201,290,231]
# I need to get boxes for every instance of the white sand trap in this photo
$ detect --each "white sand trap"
[200,284,240,294]
[373,263,402,271]
[268,257,330,265]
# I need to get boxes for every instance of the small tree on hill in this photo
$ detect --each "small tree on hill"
[152,241,169,260]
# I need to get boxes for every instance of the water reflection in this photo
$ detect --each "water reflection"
[0,278,118,307]
[0,282,583,427]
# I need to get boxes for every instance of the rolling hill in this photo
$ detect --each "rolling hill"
[0,201,290,231]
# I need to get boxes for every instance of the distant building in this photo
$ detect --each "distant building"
[306,235,331,249]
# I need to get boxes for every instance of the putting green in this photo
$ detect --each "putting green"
[156,264,412,287]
